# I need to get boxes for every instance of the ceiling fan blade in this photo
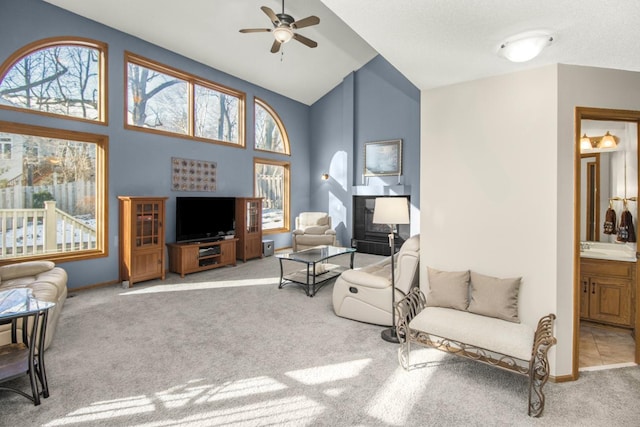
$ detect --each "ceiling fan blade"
[261,6,280,26]
[292,15,320,30]
[239,28,271,33]
[271,39,282,53]
[293,33,318,48]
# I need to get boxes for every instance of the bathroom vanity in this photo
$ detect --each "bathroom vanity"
[580,243,636,328]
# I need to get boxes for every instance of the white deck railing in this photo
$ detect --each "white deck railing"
[0,200,96,258]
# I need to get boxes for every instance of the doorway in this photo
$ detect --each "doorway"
[574,107,640,377]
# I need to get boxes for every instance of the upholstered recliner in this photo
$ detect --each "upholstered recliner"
[0,260,67,350]
[292,212,337,251]
[332,234,420,326]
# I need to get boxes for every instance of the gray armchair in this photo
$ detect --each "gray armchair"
[292,212,337,251]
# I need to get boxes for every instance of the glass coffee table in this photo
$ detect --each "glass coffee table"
[276,245,356,297]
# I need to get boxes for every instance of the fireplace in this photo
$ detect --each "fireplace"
[352,195,410,255]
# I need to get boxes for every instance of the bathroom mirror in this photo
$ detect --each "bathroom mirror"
[580,119,638,243]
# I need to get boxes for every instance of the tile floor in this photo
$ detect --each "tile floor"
[579,321,636,369]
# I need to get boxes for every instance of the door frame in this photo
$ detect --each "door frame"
[573,106,640,378]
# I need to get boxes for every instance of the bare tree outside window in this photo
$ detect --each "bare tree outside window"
[0,44,101,120]
[195,84,239,143]
[125,53,245,146]
[255,101,287,153]
[127,63,188,134]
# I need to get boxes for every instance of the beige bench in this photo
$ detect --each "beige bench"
[396,286,556,417]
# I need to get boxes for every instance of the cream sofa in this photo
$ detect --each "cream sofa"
[0,261,68,350]
[332,234,420,326]
[292,212,337,251]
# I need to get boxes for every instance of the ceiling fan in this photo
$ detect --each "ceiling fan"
[239,0,320,53]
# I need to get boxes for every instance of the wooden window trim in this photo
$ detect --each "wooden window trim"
[124,51,246,148]
[0,37,108,125]
[0,120,109,266]
[254,97,291,155]
[254,157,290,234]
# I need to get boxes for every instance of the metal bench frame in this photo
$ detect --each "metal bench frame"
[396,287,557,417]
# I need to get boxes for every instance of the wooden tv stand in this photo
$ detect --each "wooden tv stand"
[167,239,237,278]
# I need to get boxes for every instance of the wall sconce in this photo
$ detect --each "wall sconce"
[598,131,617,149]
[321,173,329,181]
[580,131,618,153]
[580,134,593,151]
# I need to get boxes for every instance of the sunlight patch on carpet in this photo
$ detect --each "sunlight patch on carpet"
[285,358,372,385]
[192,376,288,404]
[366,366,433,425]
[44,396,155,426]
[136,396,324,427]
[120,277,280,295]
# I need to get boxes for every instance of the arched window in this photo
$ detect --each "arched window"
[0,37,107,123]
[254,97,290,155]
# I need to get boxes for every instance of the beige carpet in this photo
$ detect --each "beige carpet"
[1,253,639,426]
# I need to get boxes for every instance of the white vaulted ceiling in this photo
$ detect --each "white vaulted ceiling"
[45,0,640,105]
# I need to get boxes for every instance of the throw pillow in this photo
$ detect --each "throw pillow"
[468,271,521,323]
[425,267,470,310]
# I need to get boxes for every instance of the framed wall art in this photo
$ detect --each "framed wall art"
[171,157,217,191]
[364,139,402,176]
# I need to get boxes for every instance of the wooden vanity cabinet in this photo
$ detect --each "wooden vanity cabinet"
[580,258,635,328]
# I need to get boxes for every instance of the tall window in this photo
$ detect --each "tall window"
[254,97,290,154]
[0,37,107,123]
[0,121,107,263]
[254,158,290,233]
[126,52,244,146]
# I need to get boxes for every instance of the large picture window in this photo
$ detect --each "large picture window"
[254,158,290,233]
[0,121,107,263]
[0,37,107,123]
[126,52,244,146]
[254,98,290,154]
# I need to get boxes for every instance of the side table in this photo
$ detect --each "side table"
[0,288,55,405]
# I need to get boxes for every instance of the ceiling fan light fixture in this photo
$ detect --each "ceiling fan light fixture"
[273,26,293,43]
[499,32,553,62]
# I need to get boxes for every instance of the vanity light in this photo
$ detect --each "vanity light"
[498,32,553,62]
[598,131,617,149]
[580,134,593,151]
[321,173,329,181]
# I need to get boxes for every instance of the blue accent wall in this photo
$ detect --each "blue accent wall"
[1,0,419,289]
[309,56,420,246]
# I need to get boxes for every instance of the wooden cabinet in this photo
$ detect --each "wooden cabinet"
[580,258,635,328]
[166,239,237,277]
[235,197,263,262]
[118,196,168,286]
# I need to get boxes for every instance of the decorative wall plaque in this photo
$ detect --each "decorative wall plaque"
[171,157,217,192]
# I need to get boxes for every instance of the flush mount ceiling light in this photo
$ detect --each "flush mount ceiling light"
[499,32,553,62]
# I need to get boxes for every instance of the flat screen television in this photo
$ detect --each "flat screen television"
[175,197,235,243]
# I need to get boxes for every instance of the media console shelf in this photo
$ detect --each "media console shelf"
[167,239,238,278]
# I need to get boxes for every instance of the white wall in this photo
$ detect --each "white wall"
[421,64,640,378]
[421,66,561,373]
